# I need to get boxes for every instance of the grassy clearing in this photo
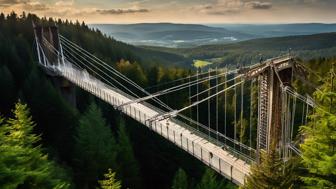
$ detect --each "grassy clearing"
[193,59,212,68]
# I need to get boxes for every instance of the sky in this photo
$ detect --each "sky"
[0,0,336,24]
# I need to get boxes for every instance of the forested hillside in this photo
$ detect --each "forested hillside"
[144,32,336,68]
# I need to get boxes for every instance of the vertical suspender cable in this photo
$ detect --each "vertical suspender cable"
[234,75,237,150]
[208,68,211,138]
[224,67,227,145]
[286,93,291,159]
[281,88,286,159]
[290,96,297,158]
[249,79,254,157]
[256,75,261,162]
[189,73,192,125]
[241,78,244,152]
[216,67,219,143]
[197,68,200,130]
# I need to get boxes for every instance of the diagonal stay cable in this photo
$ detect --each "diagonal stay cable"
[190,74,242,99]
[42,37,83,69]
[60,36,148,94]
[61,43,138,97]
[42,39,119,89]
[60,35,177,111]
[150,80,244,121]
[145,69,216,90]
[118,70,234,108]
[62,34,230,99]
[60,35,237,113]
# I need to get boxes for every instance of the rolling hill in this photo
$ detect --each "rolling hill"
[210,23,336,38]
[143,32,336,67]
[90,23,254,48]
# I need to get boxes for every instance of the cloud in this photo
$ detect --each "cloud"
[247,1,272,9]
[0,0,28,7]
[23,1,48,11]
[193,0,272,15]
[0,0,48,11]
[96,8,150,15]
[55,0,74,7]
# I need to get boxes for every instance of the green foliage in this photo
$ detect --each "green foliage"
[116,59,148,86]
[171,168,188,189]
[237,118,249,144]
[98,169,122,189]
[196,169,226,189]
[0,102,71,189]
[300,64,336,188]
[116,118,141,188]
[242,150,298,189]
[74,103,117,188]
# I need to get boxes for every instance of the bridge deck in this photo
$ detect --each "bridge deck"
[58,64,250,185]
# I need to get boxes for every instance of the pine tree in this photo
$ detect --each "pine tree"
[98,168,122,189]
[116,118,141,188]
[300,63,336,188]
[171,168,188,189]
[0,102,71,188]
[74,102,117,188]
[196,169,226,189]
[242,150,297,189]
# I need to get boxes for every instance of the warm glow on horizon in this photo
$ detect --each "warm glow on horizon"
[1,0,336,24]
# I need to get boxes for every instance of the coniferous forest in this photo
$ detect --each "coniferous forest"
[0,12,336,189]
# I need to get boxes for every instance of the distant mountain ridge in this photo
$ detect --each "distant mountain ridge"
[90,23,336,48]
[90,23,254,48]
[208,23,336,38]
[142,32,336,67]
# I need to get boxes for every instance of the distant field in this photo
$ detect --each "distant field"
[193,60,212,68]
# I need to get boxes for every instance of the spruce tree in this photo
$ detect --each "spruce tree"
[196,169,226,189]
[242,150,297,189]
[171,168,188,189]
[98,168,122,189]
[74,102,117,188]
[0,102,71,188]
[300,63,336,188]
[116,118,141,188]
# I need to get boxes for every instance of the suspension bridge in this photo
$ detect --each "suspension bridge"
[33,24,316,186]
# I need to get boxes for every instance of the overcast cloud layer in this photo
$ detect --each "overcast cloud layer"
[0,0,335,23]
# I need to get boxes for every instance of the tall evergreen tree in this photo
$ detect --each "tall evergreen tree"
[0,102,71,188]
[171,168,188,189]
[300,63,336,188]
[116,118,141,188]
[196,169,226,189]
[74,102,117,188]
[242,150,298,189]
[98,168,122,189]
